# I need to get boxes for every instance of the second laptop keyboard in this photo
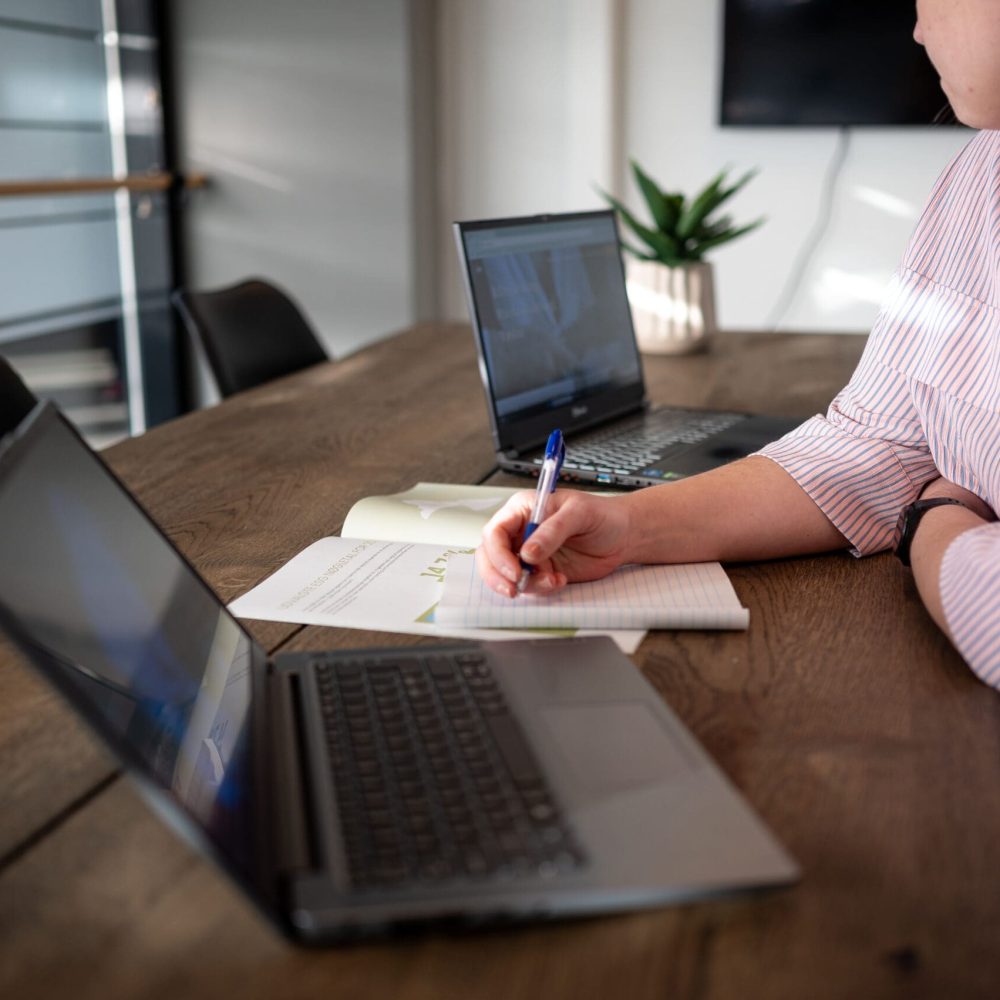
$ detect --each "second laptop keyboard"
[314,648,585,890]
[534,407,744,476]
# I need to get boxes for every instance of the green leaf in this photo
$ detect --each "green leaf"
[713,168,759,212]
[675,171,726,240]
[620,238,659,262]
[601,190,682,262]
[630,160,679,233]
[604,162,761,262]
[678,167,759,241]
[694,214,734,241]
[726,166,760,196]
[696,169,758,234]
[692,218,765,255]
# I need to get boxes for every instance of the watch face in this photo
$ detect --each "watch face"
[894,498,966,566]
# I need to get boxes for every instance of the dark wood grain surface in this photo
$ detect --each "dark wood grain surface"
[3,324,998,1000]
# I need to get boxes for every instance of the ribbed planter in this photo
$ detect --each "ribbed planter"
[625,258,717,355]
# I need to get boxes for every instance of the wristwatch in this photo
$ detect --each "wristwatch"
[894,498,971,567]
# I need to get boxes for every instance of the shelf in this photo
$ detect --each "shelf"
[11,347,119,392]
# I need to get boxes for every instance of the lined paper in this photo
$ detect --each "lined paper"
[435,555,750,631]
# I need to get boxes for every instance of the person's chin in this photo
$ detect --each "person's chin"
[938,81,986,128]
[948,102,995,129]
[939,88,971,127]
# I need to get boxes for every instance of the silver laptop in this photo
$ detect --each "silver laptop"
[0,403,797,943]
[454,210,799,487]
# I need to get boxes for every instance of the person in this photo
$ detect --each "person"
[475,0,1000,689]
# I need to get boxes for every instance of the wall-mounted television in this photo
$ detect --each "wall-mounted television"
[720,0,952,127]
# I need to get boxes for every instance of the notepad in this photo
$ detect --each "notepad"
[435,554,750,631]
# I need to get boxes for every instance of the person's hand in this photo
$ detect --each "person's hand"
[919,476,995,522]
[476,489,633,598]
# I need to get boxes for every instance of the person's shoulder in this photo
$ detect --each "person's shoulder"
[947,129,1000,178]
[964,128,1000,160]
[917,129,998,224]
[971,128,1000,150]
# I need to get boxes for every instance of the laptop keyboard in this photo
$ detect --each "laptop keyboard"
[533,408,744,477]
[313,648,585,890]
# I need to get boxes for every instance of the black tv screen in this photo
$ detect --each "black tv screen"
[721,0,951,126]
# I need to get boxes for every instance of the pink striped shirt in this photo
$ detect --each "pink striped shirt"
[758,129,1000,689]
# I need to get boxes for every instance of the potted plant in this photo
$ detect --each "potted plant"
[603,161,763,354]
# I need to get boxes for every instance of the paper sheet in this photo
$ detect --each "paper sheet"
[228,538,645,654]
[435,554,750,630]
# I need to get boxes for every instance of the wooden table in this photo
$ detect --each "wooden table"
[2,324,998,1000]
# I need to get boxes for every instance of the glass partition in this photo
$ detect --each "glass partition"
[0,0,180,445]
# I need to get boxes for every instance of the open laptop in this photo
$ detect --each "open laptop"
[454,210,800,487]
[0,403,797,943]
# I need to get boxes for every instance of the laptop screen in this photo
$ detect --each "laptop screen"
[0,405,264,891]
[456,211,645,450]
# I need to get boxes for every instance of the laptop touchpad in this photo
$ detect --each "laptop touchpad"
[540,703,697,796]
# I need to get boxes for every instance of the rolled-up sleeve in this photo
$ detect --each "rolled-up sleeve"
[940,523,1000,688]
[756,130,1000,691]
[756,321,940,556]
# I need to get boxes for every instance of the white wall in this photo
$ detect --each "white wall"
[171,0,414,361]
[437,0,972,333]
[436,0,623,320]
[170,0,975,361]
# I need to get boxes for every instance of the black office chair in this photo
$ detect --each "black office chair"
[172,278,329,398]
[0,356,39,436]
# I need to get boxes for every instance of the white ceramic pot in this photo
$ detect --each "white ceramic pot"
[625,258,717,355]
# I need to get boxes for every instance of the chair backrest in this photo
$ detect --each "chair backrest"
[172,278,328,398]
[0,356,39,437]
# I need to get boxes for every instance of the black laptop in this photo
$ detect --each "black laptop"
[0,403,796,943]
[454,210,799,487]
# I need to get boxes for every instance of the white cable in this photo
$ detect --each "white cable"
[765,127,852,331]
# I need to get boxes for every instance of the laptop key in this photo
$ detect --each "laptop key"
[311,647,585,889]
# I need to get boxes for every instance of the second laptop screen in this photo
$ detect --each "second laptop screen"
[463,215,642,423]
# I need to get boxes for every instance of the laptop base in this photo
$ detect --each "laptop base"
[505,407,800,488]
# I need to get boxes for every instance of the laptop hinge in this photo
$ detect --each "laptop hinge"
[268,669,320,874]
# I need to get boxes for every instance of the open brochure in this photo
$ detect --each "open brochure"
[229,483,646,653]
[340,482,523,548]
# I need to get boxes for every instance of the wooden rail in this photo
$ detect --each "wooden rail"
[0,173,208,198]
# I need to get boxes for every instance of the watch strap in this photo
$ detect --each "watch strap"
[894,497,971,567]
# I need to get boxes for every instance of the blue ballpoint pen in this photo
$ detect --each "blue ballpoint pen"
[516,429,566,593]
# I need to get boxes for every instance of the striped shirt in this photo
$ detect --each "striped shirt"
[758,129,1000,688]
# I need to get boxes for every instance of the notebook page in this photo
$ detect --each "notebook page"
[435,554,749,631]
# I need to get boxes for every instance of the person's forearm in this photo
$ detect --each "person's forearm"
[619,455,848,564]
[908,504,990,639]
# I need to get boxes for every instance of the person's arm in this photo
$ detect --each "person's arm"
[906,477,1000,687]
[479,321,939,598]
[477,455,848,597]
